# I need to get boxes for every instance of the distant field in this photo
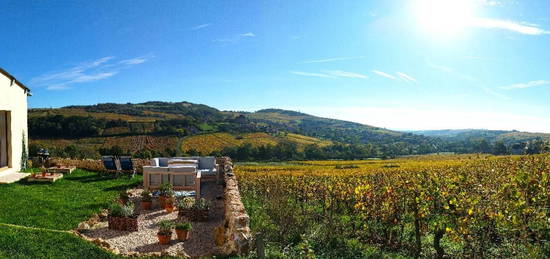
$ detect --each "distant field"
[181,132,331,154]
[31,135,179,155]
[30,132,330,157]
[29,108,173,122]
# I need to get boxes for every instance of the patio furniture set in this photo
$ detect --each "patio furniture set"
[142,156,218,200]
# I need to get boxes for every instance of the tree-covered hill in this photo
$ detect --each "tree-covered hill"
[27,101,549,160]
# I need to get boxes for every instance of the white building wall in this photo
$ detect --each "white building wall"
[0,73,29,175]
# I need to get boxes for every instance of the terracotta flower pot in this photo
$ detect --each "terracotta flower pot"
[175,229,190,241]
[157,233,171,245]
[165,203,174,213]
[141,201,152,210]
[159,196,166,208]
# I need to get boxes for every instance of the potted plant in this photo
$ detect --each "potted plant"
[177,197,210,221]
[175,222,192,241]
[176,197,194,214]
[118,190,130,205]
[156,220,174,245]
[158,183,173,208]
[165,196,175,213]
[140,190,152,210]
[107,202,138,231]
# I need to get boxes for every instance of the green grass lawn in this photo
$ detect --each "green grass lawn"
[0,169,141,230]
[0,169,192,258]
[0,225,122,259]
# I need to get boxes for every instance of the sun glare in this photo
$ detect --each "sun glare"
[413,0,477,37]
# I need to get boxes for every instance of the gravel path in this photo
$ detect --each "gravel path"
[82,180,225,257]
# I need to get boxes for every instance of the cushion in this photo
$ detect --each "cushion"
[150,158,159,167]
[199,168,217,175]
[158,158,170,167]
[198,157,216,170]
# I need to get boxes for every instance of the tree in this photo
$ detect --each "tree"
[492,141,508,155]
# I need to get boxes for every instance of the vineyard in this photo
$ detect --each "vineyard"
[235,155,550,258]
[30,135,179,157]
[181,132,330,154]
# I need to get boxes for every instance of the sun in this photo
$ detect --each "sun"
[412,0,477,37]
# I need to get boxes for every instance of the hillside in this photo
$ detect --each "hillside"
[28,101,443,159]
[414,129,550,143]
[27,101,549,160]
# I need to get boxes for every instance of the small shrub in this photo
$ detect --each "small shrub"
[194,198,210,210]
[108,202,134,217]
[159,183,174,197]
[176,197,195,210]
[141,190,152,202]
[157,220,174,235]
[175,222,192,231]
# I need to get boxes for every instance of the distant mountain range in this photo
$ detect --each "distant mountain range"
[413,129,550,144]
[27,101,550,159]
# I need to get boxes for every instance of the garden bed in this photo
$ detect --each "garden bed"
[80,179,225,257]
[28,173,64,182]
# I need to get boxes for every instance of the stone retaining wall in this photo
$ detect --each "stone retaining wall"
[48,158,150,173]
[215,157,252,255]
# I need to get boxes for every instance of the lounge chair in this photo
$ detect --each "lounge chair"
[198,156,217,178]
[101,156,120,177]
[119,156,136,178]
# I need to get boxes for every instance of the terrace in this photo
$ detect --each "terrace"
[0,156,251,258]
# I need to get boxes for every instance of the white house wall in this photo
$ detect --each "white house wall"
[0,73,28,175]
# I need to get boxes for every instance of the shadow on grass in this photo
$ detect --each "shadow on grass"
[103,183,140,192]
[18,180,55,186]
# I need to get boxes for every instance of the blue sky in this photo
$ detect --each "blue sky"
[2,0,550,132]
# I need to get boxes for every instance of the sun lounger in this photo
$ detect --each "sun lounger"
[101,156,120,176]
[119,156,136,178]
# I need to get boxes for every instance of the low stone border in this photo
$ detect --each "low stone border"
[214,157,252,255]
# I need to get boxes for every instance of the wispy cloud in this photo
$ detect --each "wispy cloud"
[302,56,366,64]
[214,32,256,44]
[470,18,550,35]
[396,72,417,83]
[119,56,148,65]
[426,59,510,100]
[324,70,368,79]
[31,56,150,90]
[372,70,397,80]
[291,71,335,79]
[291,70,368,79]
[500,80,550,90]
[190,23,211,30]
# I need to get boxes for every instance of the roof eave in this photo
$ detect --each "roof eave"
[0,67,31,94]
